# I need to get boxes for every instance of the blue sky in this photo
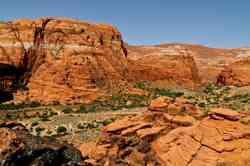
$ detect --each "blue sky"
[0,0,249,48]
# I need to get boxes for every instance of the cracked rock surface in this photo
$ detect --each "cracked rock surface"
[78,102,250,166]
[152,118,250,166]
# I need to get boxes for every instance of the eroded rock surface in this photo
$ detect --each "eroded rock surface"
[78,101,250,166]
[152,118,250,166]
[127,44,250,86]
[149,96,202,117]
[128,45,201,89]
[0,17,128,104]
[217,59,250,87]
[0,126,84,166]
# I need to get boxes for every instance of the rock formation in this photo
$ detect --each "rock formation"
[217,59,250,87]
[0,122,84,166]
[127,44,201,89]
[0,17,128,104]
[127,44,250,85]
[78,99,250,166]
[1,17,250,104]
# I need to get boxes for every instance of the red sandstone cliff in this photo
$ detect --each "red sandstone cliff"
[217,58,250,86]
[0,17,250,104]
[127,45,201,89]
[127,44,250,86]
[0,17,128,104]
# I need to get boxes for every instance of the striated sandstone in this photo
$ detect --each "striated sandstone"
[128,47,201,89]
[152,118,250,166]
[128,44,250,86]
[0,17,128,104]
[217,59,250,87]
[209,108,241,121]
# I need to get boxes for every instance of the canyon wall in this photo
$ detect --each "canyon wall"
[0,17,250,104]
[0,17,128,104]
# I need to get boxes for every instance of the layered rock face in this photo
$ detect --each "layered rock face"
[217,59,250,86]
[128,44,250,85]
[1,17,250,104]
[0,17,128,104]
[127,45,201,89]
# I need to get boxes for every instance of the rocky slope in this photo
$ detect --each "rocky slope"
[0,17,128,104]
[78,97,250,166]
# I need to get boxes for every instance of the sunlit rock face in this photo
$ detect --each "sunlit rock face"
[217,58,250,87]
[0,17,128,104]
[127,44,201,89]
[127,43,250,86]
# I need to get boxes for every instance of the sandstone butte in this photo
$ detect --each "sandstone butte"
[0,17,129,104]
[127,44,250,85]
[0,17,250,105]
[0,17,201,104]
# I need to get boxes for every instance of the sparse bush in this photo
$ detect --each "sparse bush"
[102,119,113,126]
[79,105,87,113]
[62,107,73,114]
[29,101,41,107]
[35,127,45,136]
[51,100,60,105]
[56,126,67,133]
[154,88,184,98]
[87,102,99,112]
[134,82,147,90]
[0,101,42,110]
[5,113,17,120]
[127,94,146,101]
[31,121,39,127]
[40,116,50,121]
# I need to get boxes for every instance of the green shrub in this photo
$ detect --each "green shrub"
[62,107,73,114]
[88,104,98,112]
[56,126,67,133]
[111,95,122,102]
[31,121,39,127]
[40,117,50,121]
[29,101,41,107]
[35,127,45,133]
[79,105,87,113]
[127,94,146,101]
[154,88,184,98]
[102,119,113,126]
[5,114,17,120]
[134,82,146,90]
[51,101,60,105]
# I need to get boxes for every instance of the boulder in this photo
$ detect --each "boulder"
[0,127,84,165]
[209,108,241,121]
[149,96,202,117]
[103,117,141,133]
[136,126,166,138]
[149,96,172,111]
